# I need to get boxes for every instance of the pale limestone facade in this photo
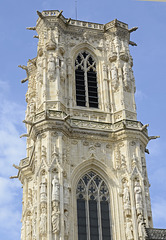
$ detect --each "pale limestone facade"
[17,10,155,240]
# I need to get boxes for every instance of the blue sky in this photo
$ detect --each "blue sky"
[0,0,166,239]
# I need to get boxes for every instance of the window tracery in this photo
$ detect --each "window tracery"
[75,51,99,108]
[76,171,111,240]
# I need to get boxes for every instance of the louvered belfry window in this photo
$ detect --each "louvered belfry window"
[75,51,98,108]
[76,171,111,240]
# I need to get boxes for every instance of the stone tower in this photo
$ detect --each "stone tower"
[16,10,159,240]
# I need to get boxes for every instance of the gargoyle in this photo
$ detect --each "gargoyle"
[128,27,138,33]
[26,27,36,30]
[23,120,33,125]
[10,175,18,179]
[13,164,20,170]
[18,65,29,83]
[149,136,160,140]
[129,41,137,46]
[20,134,29,138]
[145,148,150,154]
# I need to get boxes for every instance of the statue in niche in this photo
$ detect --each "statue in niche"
[64,209,69,237]
[125,218,134,240]
[40,175,47,202]
[115,146,121,170]
[52,202,60,234]
[138,215,146,240]
[40,206,47,235]
[134,181,143,211]
[26,215,32,240]
[123,62,130,87]
[52,175,60,201]
[37,57,43,83]
[48,54,56,81]
[64,178,70,205]
[111,64,118,82]
[123,181,130,208]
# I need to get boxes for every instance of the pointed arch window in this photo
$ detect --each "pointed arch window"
[75,51,99,108]
[76,171,111,240]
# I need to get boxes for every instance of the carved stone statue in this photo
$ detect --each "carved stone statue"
[52,202,60,234]
[138,215,146,240]
[134,181,143,211]
[125,218,134,240]
[123,182,130,207]
[52,175,60,201]
[64,209,69,237]
[48,54,56,81]
[26,215,32,240]
[37,57,43,83]
[40,176,47,202]
[40,207,47,235]
[111,64,118,82]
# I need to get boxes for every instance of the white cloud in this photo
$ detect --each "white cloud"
[135,89,147,102]
[0,80,26,239]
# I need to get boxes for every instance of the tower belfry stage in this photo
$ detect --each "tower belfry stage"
[15,10,166,240]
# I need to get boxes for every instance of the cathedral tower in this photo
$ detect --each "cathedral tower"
[16,10,160,240]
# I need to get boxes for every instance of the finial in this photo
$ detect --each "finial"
[37,11,44,19]
[57,10,63,18]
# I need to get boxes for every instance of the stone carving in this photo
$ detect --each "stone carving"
[26,214,32,240]
[122,180,131,217]
[48,54,56,81]
[40,206,47,235]
[138,215,146,240]
[126,218,134,240]
[52,202,60,234]
[40,176,47,202]
[115,145,121,170]
[52,175,60,201]
[123,62,131,92]
[134,180,143,215]
[111,64,119,91]
[64,209,69,237]
[37,57,43,83]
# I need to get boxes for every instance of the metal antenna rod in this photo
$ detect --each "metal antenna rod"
[75,0,77,20]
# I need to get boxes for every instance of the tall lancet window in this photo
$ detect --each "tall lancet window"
[76,171,111,240]
[75,51,99,108]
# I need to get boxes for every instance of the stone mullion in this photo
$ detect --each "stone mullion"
[43,54,47,106]
[108,66,115,123]
[47,172,52,240]
[58,133,64,240]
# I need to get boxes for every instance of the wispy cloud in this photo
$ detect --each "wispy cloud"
[0,80,26,239]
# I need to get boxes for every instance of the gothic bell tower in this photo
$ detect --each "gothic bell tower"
[16,10,158,240]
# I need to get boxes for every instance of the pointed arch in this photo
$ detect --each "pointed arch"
[70,158,118,240]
